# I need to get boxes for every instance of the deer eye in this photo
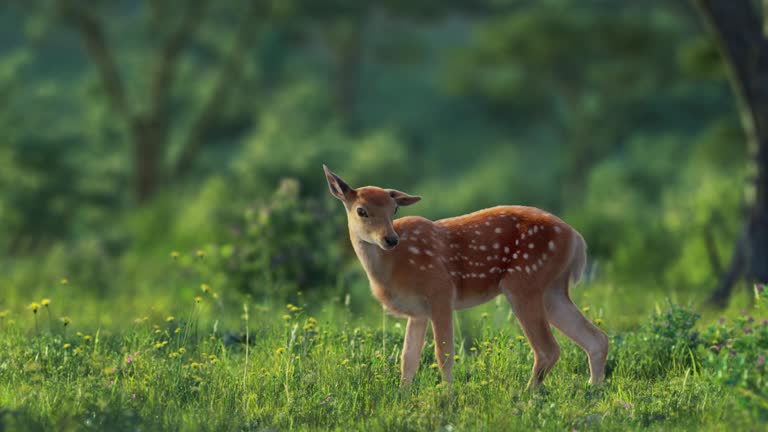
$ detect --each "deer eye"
[356,207,368,218]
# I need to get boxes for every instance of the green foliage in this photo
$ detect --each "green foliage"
[209,178,347,298]
[0,299,763,431]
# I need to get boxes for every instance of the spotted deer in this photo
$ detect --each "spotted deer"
[323,165,608,389]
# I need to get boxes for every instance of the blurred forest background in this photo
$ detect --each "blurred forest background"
[0,0,764,328]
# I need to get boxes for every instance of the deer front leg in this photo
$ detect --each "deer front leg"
[431,302,455,383]
[401,317,428,386]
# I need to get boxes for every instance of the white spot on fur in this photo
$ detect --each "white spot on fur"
[479,245,487,251]
[504,246,510,253]
[515,266,522,271]
[425,250,434,256]
[532,264,538,271]
[494,227,503,234]
[548,241,556,251]
[493,243,500,249]
[479,273,486,278]
[525,266,531,274]
[521,233,526,240]
[512,253,518,259]
[475,230,482,235]
[408,259,416,265]
[408,246,421,255]
[529,243,534,249]
[523,253,529,259]
[554,226,562,234]
[419,266,426,271]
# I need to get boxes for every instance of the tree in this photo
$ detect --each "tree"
[23,0,264,203]
[694,0,768,305]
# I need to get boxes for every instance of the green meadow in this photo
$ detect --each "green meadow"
[2,1,768,430]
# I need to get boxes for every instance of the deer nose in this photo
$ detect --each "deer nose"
[384,236,399,247]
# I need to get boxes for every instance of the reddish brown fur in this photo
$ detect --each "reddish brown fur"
[323,166,608,389]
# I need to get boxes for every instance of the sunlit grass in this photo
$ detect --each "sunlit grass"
[0,284,765,431]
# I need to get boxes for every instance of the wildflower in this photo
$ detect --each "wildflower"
[454,355,460,361]
[595,318,604,326]
[196,250,205,259]
[480,380,488,386]
[194,296,203,303]
[757,355,765,366]
[126,354,134,364]
[481,312,489,319]
[60,278,68,285]
[517,335,525,341]
[282,314,291,320]
[429,362,438,369]
[622,402,635,410]
[83,335,92,341]
[28,303,40,314]
[719,317,726,325]
[63,343,71,349]
[174,327,181,334]
[582,306,590,313]
[201,284,211,293]
[276,347,286,354]
[41,299,51,307]
[178,347,186,354]
[73,347,82,354]
[170,251,180,260]
[744,327,754,334]
[0,310,8,319]
[61,317,71,326]
[166,316,175,322]
[341,359,350,366]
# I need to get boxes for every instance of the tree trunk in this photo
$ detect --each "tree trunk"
[131,116,166,203]
[695,0,768,305]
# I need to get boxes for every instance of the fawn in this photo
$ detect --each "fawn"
[323,165,608,389]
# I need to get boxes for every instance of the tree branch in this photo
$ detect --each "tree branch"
[59,1,129,116]
[173,2,261,176]
[148,0,210,116]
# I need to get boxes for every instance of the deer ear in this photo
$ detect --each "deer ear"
[323,164,354,201]
[389,189,421,206]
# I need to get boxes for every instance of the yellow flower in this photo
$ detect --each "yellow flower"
[517,335,525,341]
[61,317,71,326]
[166,316,175,322]
[595,318,604,326]
[582,306,591,313]
[178,347,186,354]
[63,343,71,349]
[28,303,40,314]
[0,310,8,319]
[174,327,181,334]
[60,278,68,285]
[196,250,205,259]
[429,363,438,369]
[83,335,92,341]
[282,314,291,320]
[170,251,180,259]
[194,296,203,303]
[41,299,51,307]
[275,347,286,355]
[200,284,211,293]
[481,312,489,319]
[73,347,82,354]
[454,355,460,361]
[341,359,350,366]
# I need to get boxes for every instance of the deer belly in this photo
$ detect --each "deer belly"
[454,283,502,310]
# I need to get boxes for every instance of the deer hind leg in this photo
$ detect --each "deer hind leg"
[543,276,608,385]
[502,285,560,390]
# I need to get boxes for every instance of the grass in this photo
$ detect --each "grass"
[0,283,765,432]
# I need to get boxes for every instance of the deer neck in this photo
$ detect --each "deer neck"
[350,232,395,286]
